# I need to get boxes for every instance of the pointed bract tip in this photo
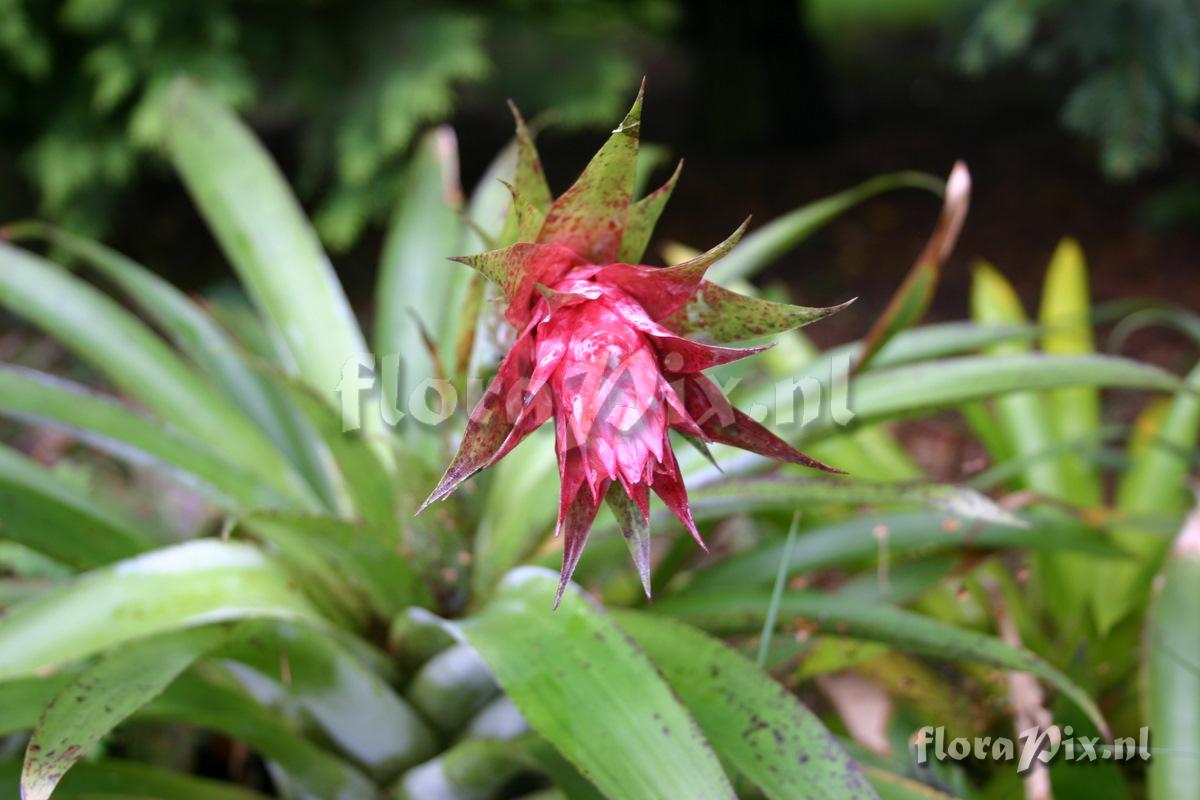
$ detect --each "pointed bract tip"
[506,98,524,124]
[553,579,568,609]
[616,80,645,133]
[946,161,971,203]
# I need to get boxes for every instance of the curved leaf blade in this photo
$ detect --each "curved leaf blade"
[0,540,323,680]
[653,589,1107,736]
[0,242,313,504]
[22,626,229,800]
[7,221,341,511]
[707,171,944,284]
[0,366,296,511]
[616,611,875,799]
[434,566,736,799]
[164,78,388,465]
[0,442,154,567]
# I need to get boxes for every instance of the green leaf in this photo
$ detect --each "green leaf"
[143,670,380,799]
[681,476,1025,527]
[246,512,425,621]
[0,673,77,736]
[684,511,1122,595]
[0,540,323,680]
[538,84,642,263]
[375,127,465,430]
[707,171,944,284]
[1039,237,1103,503]
[790,354,1181,445]
[971,261,1090,621]
[221,620,437,779]
[22,626,230,800]
[432,566,736,799]
[1148,505,1200,800]
[0,441,154,567]
[652,589,1107,736]
[855,163,970,371]
[472,430,559,597]
[394,736,530,800]
[0,242,313,506]
[799,321,1039,380]
[405,644,500,737]
[266,372,398,535]
[6,221,341,511]
[616,611,875,799]
[0,759,270,799]
[164,78,389,466]
[0,365,297,511]
[1095,361,1200,633]
[863,766,958,799]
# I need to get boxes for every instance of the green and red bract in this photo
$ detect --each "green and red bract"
[419,83,849,605]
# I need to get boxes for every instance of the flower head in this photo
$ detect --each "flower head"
[419,84,849,605]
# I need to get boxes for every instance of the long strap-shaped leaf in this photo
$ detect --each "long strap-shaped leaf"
[706,171,944,285]
[422,567,737,799]
[21,626,230,800]
[795,353,1180,444]
[652,588,1107,736]
[0,243,315,506]
[0,442,154,568]
[6,221,342,512]
[0,759,269,799]
[164,78,392,468]
[617,611,876,800]
[0,365,303,510]
[142,670,380,799]
[1095,360,1200,633]
[219,619,437,780]
[685,511,1123,595]
[0,539,324,680]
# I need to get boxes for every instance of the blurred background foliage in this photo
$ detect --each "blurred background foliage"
[0,0,670,248]
[2,0,1197,255]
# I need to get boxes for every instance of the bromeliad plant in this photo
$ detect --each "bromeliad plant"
[0,77,1193,799]
[419,87,845,603]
